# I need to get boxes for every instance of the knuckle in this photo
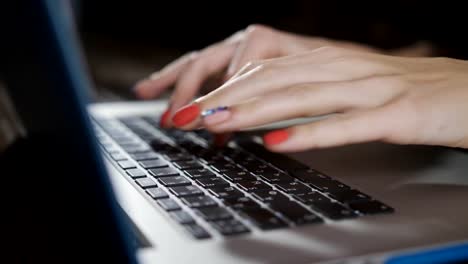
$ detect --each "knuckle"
[186,51,200,62]
[244,60,260,69]
[237,60,261,74]
[189,56,206,69]
[246,24,269,33]
[245,24,272,38]
[255,62,275,74]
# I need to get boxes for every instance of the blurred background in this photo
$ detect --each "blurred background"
[74,0,467,102]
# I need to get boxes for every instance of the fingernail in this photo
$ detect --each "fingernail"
[201,106,231,125]
[263,129,289,146]
[159,109,171,128]
[172,104,200,127]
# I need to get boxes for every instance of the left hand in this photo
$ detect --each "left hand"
[170,47,468,152]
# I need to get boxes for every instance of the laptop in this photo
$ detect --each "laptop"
[2,1,468,263]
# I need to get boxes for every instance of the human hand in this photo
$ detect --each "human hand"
[170,47,468,152]
[133,25,379,127]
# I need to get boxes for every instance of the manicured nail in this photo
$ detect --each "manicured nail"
[263,129,289,146]
[172,104,200,127]
[201,106,230,125]
[159,109,171,128]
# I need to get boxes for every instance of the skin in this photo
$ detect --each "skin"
[134,24,408,122]
[134,25,468,152]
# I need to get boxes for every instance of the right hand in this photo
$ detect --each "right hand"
[133,24,380,127]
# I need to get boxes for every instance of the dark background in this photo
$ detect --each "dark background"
[75,1,468,100]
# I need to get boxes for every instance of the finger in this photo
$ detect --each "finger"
[262,109,387,152]
[168,41,237,114]
[134,52,197,99]
[171,50,400,129]
[203,75,405,132]
[226,25,279,78]
[170,59,362,130]
[201,82,367,132]
[197,50,392,113]
[134,30,245,101]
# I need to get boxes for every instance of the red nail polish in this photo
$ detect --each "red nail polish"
[172,104,200,127]
[159,109,171,128]
[263,129,289,146]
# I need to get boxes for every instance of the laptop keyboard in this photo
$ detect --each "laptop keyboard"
[93,116,394,240]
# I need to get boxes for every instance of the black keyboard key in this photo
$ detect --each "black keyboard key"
[230,154,257,165]
[126,168,146,179]
[139,159,168,169]
[196,177,230,188]
[151,142,181,154]
[110,153,127,161]
[173,160,204,170]
[182,196,217,208]
[169,185,203,197]
[235,140,308,171]
[348,200,394,215]
[158,176,191,187]
[290,168,327,180]
[170,211,196,224]
[157,198,181,211]
[242,160,270,172]
[258,171,295,184]
[146,188,169,199]
[135,177,158,188]
[219,147,243,158]
[224,197,260,211]
[150,140,171,150]
[238,180,272,192]
[291,169,349,193]
[196,207,233,221]
[311,202,357,220]
[252,190,289,203]
[209,161,238,173]
[223,170,256,182]
[276,182,310,195]
[200,153,225,164]
[184,168,216,179]
[254,190,322,225]
[275,203,323,225]
[178,141,205,153]
[310,179,350,193]
[211,219,250,236]
[250,166,278,176]
[148,167,179,178]
[239,208,287,230]
[164,152,193,161]
[184,224,211,239]
[209,186,244,199]
[294,191,330,205]
[329,190,370,204]
[131,152,159,161]
[118,160,136,169]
